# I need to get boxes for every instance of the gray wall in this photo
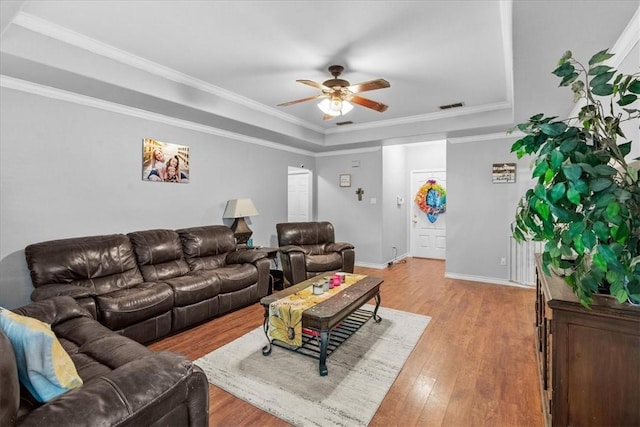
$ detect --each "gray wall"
[382,144,408,263]
[445,136,534,283]
[316,149,383,267]
[0,87,314,308]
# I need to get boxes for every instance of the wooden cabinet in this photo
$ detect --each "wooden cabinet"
[535,257,640,427]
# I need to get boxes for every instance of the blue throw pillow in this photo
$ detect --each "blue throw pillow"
[0,307,83,402]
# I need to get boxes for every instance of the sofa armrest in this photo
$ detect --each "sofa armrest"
[326,242,354,253]
[14,296,92,327]
[18,352,208,427]
[226,249,268,265]
[278,245,305,254]
[31,284,93,302]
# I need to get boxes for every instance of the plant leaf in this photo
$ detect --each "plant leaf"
[589,71,615,88]
[619,142,632,156]
[628,79,640,94]
[566,187,582,205]
[588,49,614,66]
[552,62,575,77]
[534,200,551,221]
[562,164,582,182]
[592,253,607,271]
[560,73,579,87]
[592,84,614,96]
[582,230,596,250]
[593,164,618,176]
[590,177,612,192]
[588,65,613,76]
[532,160,549,178]
[540,122,568,136]
[618,94,637,106]
[559,138,579,153]
[549,183,566,202]
[597,244,618,266]
[550,150,564,169]
[593,221,610,240]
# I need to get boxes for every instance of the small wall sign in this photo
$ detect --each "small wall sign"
[492,163,516,183]
[339,174,351,187]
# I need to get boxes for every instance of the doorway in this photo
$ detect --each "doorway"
[287,167,312,222]
[410,170,446,259]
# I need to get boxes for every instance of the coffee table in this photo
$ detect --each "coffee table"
[260,273,383,376]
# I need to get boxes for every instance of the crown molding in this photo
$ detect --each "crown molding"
[11,11,517,141]
[448,131,520,144]
[568,6,639,119]
[11,12,326,134]
[314,146,381,158]
[325,101,513,135]
[0,75,316,157]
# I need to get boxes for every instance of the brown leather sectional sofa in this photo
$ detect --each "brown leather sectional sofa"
[0,296,208,426]
[24,225,271,344]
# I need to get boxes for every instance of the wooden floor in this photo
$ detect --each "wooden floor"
[149,258,543,426]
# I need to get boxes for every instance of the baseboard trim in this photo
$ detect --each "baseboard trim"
[356,253,410,270]
[445,272,534,289]
[355,261,387,270]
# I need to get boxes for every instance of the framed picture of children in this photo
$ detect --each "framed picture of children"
[142,138,190,184]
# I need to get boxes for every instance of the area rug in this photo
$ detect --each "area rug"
[194,305,431,427]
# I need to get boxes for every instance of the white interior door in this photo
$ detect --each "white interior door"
[411,170,446,259]
[287,168,311,222]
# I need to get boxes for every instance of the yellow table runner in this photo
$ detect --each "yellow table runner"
[268,273,367,347]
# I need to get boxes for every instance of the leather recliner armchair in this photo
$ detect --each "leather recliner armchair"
[276,221,355,286]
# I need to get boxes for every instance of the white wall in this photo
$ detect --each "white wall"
[0,87,314,308]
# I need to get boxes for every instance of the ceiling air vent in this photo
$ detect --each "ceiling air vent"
[336,121,353,126]
[439,102,465,110]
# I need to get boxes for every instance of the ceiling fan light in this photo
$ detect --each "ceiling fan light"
[329,96,342,112]
[317,98,340,116]
[317,98,353,116]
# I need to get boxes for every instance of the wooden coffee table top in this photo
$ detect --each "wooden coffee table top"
[260,273,383,330]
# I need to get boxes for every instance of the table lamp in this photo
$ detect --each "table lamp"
[223,198,259,244]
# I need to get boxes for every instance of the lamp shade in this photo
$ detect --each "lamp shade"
[223,198,259,218]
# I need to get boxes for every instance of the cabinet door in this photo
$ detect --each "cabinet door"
[553,310,640,426]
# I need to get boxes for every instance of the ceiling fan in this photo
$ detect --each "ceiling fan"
[277,65,390,120]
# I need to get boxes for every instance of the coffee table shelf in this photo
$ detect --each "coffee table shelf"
[269,308,379,361]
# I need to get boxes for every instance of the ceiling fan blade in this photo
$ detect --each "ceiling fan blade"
[323,114,335,121]
[348,79,390,93]
[350,95,388,112]
[297,79,332,92]
[277,94,325,107]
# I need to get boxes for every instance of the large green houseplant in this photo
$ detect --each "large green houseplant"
[510,49,640,307]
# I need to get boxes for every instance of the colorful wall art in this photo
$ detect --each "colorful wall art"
[415,179,447,223]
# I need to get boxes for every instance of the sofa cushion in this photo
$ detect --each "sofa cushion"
[305,253,343,272]
[216,264,258,294]
[52,316,152,383]
[25,234,144,296]
[165,274,220,307]
[178,225,236,271]
[277,221,336,246]
[96,282,174,331]
[128,229,191,281]
[0,308,82,402]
